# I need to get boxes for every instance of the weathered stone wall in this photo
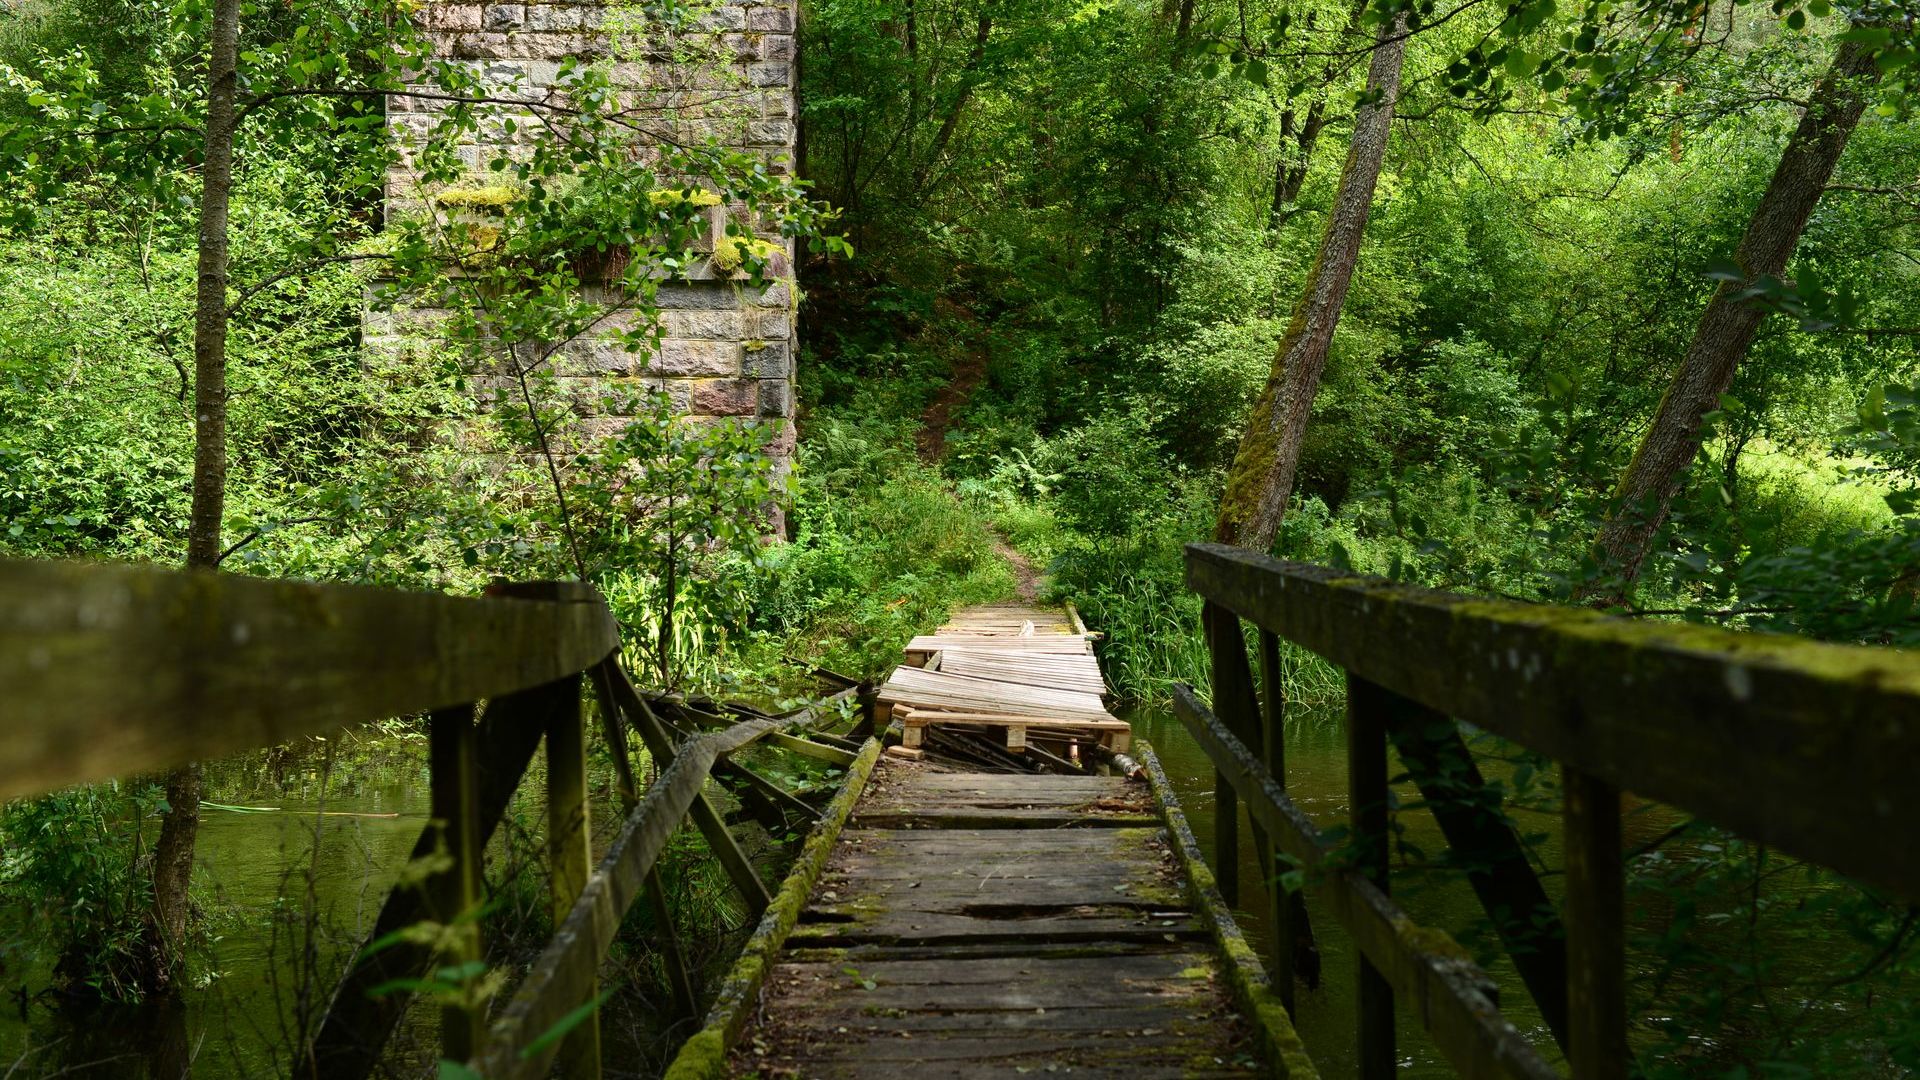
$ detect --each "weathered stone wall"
[380,0,800,463]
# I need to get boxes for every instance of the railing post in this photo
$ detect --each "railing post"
[1203,602,1245,905]
[428,703,484,1062]
[546,673,601,1079]
[1348,673,1396,1079]
[1256,629,1297,1016]
[1564,765,1627,1080]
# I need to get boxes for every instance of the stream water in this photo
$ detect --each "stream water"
[1132,704,1567,1077]
[0,743,435,1079]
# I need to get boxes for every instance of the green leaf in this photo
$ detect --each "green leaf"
[521,987,618,1059]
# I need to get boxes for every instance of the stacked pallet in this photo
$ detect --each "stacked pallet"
[878,603,1130,754]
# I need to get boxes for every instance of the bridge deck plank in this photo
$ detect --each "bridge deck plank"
[727,604,1266,1078]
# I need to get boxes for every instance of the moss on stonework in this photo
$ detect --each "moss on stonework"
[432,184,519,213]
[712,235,782,273]
[650,187,724,208]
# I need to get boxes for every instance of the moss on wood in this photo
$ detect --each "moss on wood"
[1140,740,1319,1080]
[660,734,886,1080]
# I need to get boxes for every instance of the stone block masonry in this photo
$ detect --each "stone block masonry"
[371,0,801,475]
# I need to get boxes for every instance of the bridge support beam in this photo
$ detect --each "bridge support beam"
[546,674,602,1079]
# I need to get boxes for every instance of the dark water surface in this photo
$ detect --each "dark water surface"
[0,744,433,1079]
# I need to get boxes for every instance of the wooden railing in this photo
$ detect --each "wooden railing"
[1,558,871,1080]
[1176,542,1920,1080]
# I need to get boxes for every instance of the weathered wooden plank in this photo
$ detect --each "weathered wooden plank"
[1564,766,1628,1080]
[765,730,859,765]
[1348,675,1396,1080]
[825,827,1169,857]
[851,808,1161,829]
[936,649,1109,694]
[427,704,484,1062]
[1172,684,1559,1080]
[0,561,619,799]
[1257,627,1314,1017]
[544,674,599,1080]
[906,634,1093,655]
[795,903,1204,943]
[890,709,1129,732]
[880,666,1115,721]
[1204,602,1254,908]
[1186,542,1920,897]
[869,773,1139,797]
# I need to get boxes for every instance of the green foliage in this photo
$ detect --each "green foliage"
[0,783,165,1002]
[567,389,786,689]
[751,405,1015,679]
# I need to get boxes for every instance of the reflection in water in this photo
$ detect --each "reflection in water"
[0,745,430,1079]
[1131,705,1566,1078]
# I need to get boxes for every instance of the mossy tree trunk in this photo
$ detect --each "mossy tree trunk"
[1581,34,1881,605]
[1214,16,1409,550]
[148,0,240,992]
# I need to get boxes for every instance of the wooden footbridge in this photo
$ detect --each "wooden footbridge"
[668,604,1288,1078]
[6,546,1920,1080]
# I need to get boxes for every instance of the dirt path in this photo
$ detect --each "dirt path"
[993,532,1042,602]
[914,340,987,463]
[910,302,1039,602]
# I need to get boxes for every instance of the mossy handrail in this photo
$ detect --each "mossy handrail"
[1,557,873,1080]
[0,558,618,800]
[1182,541,1920,1080]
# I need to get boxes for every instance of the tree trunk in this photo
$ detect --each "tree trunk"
[1214,17,1410,549]
[907,13,990,198]
[1268,0,1364,229]
[1583,35,1881,602]
[1270,98,1327,224]
[149,0,240,992]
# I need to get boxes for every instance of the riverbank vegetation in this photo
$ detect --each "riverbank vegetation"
[2,0,1918,1073]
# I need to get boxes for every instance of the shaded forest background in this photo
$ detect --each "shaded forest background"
[2,0,1919,1074]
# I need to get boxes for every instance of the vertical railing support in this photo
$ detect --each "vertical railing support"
[428,703,484,1062]
[1348,673,1396,1079]
[1564,765,1628,1080]
[1256,629,1297,1016]
[1203,602,1246,905]
[545,673,601,1080]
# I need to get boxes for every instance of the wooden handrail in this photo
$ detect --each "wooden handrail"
[3,557,877,1080]
[1185,541,1920,897]
[469,704,846,1078]
[1172,685,1558,1080]
[0,558,619,800]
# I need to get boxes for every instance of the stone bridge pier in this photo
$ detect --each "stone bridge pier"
[375,0,802,473]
